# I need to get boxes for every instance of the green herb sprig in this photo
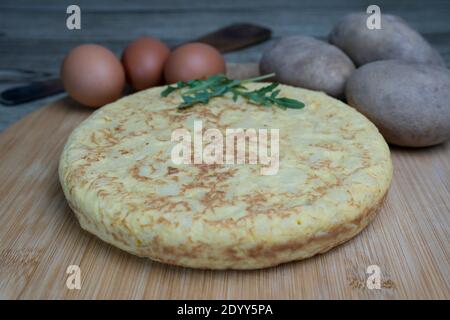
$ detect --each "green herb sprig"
[161,73,305,110]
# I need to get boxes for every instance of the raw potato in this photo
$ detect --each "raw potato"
[259,36,355,98]
[346,60,450,147]
[329,13,446,67]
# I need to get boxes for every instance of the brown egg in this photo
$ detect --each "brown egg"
[61,44,125,108]
[122,37,170,91]
[164,42,226,83]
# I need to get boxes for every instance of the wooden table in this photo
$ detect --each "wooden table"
[0,63,449,299]
[0,0,449,132]
[0,1,449,300]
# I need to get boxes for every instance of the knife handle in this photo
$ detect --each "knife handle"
[0,78,64,106]
[189,23,271,53]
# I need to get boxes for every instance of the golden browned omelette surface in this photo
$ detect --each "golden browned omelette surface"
[59,83,392,269]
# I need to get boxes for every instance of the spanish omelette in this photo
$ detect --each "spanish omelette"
[59,83,392,269]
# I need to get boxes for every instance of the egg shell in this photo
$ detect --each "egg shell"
[164,42,226,83]
[122,37,170,90]
[61,44,125,108]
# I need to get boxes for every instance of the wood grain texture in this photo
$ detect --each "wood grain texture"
[0,63,449,299]
[1,0,450,132]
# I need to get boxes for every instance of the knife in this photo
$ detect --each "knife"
[0,23,271,106]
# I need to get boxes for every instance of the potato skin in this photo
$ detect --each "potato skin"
[259,36,355,99]
[329,13,445,67]
[346,60,450,147]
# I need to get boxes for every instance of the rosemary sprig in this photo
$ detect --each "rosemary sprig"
[161,73,305,110]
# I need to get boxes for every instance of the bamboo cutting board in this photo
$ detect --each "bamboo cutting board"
[0,64,449,299]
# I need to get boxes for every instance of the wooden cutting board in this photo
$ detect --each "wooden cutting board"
[0,63,448,299]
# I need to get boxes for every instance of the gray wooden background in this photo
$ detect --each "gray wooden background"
[1,0,449,132]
